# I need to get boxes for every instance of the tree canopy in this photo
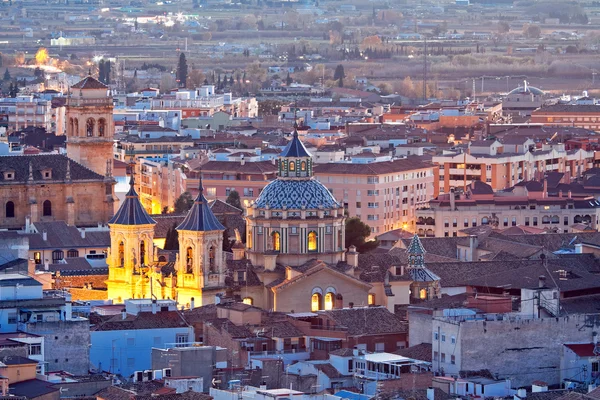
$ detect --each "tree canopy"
[226,190,242,210]
[174,191,194,214]
[345,217,379,253]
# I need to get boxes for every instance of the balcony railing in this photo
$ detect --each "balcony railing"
[249,348,308,356]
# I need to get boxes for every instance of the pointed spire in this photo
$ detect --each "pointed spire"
[197,170,204,198]
[177,169,225,232]
[407,234,426,255]
[293,100,299,137]
[108,168,156,226]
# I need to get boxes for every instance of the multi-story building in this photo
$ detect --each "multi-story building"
[530,104,600,131]
[313,157,438,235]
[434,141,593,193]
[417,180,600,237]
[201,160,278,208]
[114,135,196,162]
[0,96,54,132]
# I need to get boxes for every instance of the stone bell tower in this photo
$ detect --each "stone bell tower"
[66,76,114,176]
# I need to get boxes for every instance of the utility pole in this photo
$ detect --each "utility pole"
[423,37,427,101]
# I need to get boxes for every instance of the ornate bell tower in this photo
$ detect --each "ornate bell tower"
[106,175,157,302]
[66,76,114,176]
[406,234,441,301]
[176,178,225,308]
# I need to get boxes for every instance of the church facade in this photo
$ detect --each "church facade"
[0,76,115,230]
[105,127,441,312]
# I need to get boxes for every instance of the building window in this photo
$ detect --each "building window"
[368,293,375,305]
[8,313,17,324]
[118,241,125,267]
[441,334,446,342]
[289,161,295,171]
[308,231,317,251]
[420,288,427,299]
[175,334,188,348]
[533,217,538,226]
[34,252,41,265]
[451,336,456,344]
[271,231,281,252]
[311,293,322,312]
[375,343,385,352]
[28,344,41,356]
[43,200,52,216]
[324,292,334,310]
[208,246,216,272]
[301,161,306,171]
[186,247,193,273]
[98,118,106,137]
[441,353,446,363]
[451,355,456,365]
[67,249,79,258]
[5,201,14,218]
[434,332,439,340]
[140,241,146,265]
[86,118,95,137]
[242,297,253,305]
[52,250,64,263]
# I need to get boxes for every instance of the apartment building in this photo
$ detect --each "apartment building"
[200,160,278,208]
[0,96,54,132]
[530,104,600,131]
[434,141,593,193]
[313,157,438,235]
[114,136,196,161]
[416,180,600,237]
[138,157,185,215]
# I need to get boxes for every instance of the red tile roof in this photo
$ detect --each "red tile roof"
[564,343,596,357]
[71,76,108,90]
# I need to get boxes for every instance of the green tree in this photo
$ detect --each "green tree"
[222,230,234,252]
[345,217,379,253]
[286,71,292,85]
[164,224,179,250]
[174,191,194,214]
[226,190,242,210]
[333,64,345,81]
[176,53,188,87]
[3,68,10,81]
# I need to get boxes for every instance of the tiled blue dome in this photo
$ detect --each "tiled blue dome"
[254,178,340,210]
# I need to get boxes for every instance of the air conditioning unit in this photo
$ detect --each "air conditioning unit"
[134,371,144,382]
[163,368,172,378]
[143,370,152,381]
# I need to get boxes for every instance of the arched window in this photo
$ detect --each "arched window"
[289,161,295,171]
[43,200,52,216]
[5,201,14,218]
[67,249,79,258]
[118,241,125,267]
[308,231,317,251]
[301,161,306,171]
[158,255,167,262]
[52,250,64,263]
[140,241,146,265]
[186,247,193,273]
[419,288,428,300]
[481,217,489,225]
[324,292,334,310]
[311,293,322,312]
[68,118,74,136]
[98,118,106,137]
[368,293,375,305]
[242,297,253,305]
[271,231,281,252]
[209,246,215,272]
[86,118,95,137]
[74,119,79,136]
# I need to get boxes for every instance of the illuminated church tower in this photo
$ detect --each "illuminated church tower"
[66,76,114,176]
[106,176,157,302]
[175,179,225,307]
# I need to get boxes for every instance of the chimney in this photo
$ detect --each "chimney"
[25,215,31,233]
[80,228,85,239]
[517,388,527,399]
[539,275,546,288]
[568,190,572,199]
[42,230,47,241]
[346,245,359,267]
[427,388,435,400]
[190,297,195,310]
[151,299,157,314]
[559,190,563,198]
[122,309,127,320]
[469,235,478,262]
[450,188,456,210]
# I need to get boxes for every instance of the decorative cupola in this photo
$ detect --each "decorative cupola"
[278,122,313,179]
